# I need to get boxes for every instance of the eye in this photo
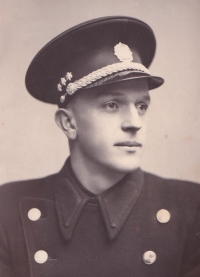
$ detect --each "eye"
[136,103,148,115]
[103,101,119,112]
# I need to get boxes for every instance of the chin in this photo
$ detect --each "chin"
[106,157,141,173]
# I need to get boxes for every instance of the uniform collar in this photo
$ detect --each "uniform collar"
[55,159,144,241]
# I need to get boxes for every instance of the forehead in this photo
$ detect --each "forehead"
[69,78,150,107]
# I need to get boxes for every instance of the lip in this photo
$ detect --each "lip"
[114,141,142,147]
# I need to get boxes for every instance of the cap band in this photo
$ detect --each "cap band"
[67,61,149,94]
[58,61,150,103]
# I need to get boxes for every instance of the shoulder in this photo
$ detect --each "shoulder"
[0,173,58,206]
[143,171,200,204]
[144,170,200,189]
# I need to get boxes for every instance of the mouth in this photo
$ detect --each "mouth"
[114,141,142,152]
[114,141,142,147]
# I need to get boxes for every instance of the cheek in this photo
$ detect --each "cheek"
[76,113,119,148]
[75,115,101,145]
[93,116,121,146]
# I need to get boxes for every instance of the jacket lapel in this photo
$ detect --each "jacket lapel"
[98,169,144,239]
[55,177,89,241]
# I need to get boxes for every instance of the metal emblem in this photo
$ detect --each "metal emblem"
[114,42,133,62]
[57,72,73,103]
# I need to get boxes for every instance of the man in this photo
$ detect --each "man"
[0,16,200,277]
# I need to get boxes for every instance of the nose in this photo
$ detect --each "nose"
[121,104,142,132]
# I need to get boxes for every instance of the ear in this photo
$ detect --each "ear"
[55,108,77,140]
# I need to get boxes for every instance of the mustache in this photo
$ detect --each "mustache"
[114,141,142,147]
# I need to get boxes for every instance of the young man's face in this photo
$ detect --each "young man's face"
[68,79,150,173]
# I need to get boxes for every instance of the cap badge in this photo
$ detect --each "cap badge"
[114,42,133,62]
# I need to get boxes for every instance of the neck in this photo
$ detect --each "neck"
[69,154,127,195]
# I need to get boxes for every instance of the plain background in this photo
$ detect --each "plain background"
[0,0,200,185]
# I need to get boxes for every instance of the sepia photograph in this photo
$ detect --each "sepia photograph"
[0,0,200,276]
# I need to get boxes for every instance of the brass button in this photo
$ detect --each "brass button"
[34,250,48,264]
[28,208,41,221]
[143,250,156,265]
[156,209,170,223]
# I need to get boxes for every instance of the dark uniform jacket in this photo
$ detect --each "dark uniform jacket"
[0,158,200,277]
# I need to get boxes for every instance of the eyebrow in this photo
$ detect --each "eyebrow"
[141,94,151,102]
